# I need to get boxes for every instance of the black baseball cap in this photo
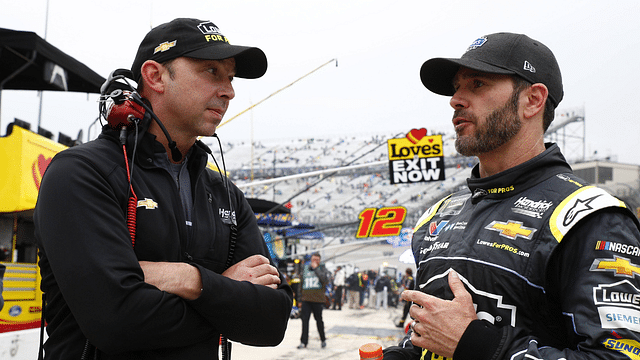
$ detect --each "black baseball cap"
[420,32,563,107]
[131,18,267,81]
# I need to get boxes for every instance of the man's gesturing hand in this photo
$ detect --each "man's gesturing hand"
[222,254,281,289]
[401,270,477,358]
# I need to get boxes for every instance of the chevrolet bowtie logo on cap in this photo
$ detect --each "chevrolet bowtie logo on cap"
[154,41,177,55]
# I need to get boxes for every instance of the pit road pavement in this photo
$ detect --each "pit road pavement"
[232,301,407,360]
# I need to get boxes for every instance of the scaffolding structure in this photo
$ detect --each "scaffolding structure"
[544,106,586,162]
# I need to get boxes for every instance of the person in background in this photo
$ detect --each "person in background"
[359,271,369,309]
[396,268,414,328]
[298,252,330,349]
[35,18,292,359]
[374,272,391,310]
[383,32,640,359]
[332,265,345,310]
[346,270,360,309]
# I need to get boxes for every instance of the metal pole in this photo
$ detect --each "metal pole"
[37,0,51,131]
[217,58,337,128]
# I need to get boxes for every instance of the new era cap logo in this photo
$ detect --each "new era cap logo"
[523,60,536,73]
[466,37,487,52]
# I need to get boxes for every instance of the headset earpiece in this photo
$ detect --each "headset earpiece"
[99,68,182,162]
[100,69,145,130]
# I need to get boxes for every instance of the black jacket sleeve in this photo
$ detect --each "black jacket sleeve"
[186,185,293,346]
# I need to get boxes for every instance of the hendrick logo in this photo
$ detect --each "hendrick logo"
[512,196,552,219]
[219,208,237,225]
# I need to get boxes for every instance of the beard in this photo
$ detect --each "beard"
[454,88,522,157]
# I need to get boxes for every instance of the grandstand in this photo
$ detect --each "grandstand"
[203,131,476,239]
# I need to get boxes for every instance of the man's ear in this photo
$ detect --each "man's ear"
[522,83,548,120]
[139,60,166,94]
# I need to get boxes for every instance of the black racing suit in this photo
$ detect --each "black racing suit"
[35,120,293,359]
[384,143,640,360]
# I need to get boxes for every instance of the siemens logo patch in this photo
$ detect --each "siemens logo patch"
[599,306,640,332]
[596,241,640,257]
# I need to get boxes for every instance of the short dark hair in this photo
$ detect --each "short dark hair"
[311,252,321,259]
[512,76,556,132]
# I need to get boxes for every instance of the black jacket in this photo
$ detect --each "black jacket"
[384,144,640,360]
[35,121,293,359]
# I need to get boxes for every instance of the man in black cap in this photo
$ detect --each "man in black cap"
[35,18,292,359]
[383,33,640,360]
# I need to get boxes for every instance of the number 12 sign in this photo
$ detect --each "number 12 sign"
[356,206,407,238]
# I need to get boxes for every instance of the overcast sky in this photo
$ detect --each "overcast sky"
[2,0,639,165]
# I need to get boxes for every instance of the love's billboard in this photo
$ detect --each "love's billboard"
[387,128,445,184]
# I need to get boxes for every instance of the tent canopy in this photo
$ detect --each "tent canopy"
[247,198,291,214]
[0,28,104,93]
